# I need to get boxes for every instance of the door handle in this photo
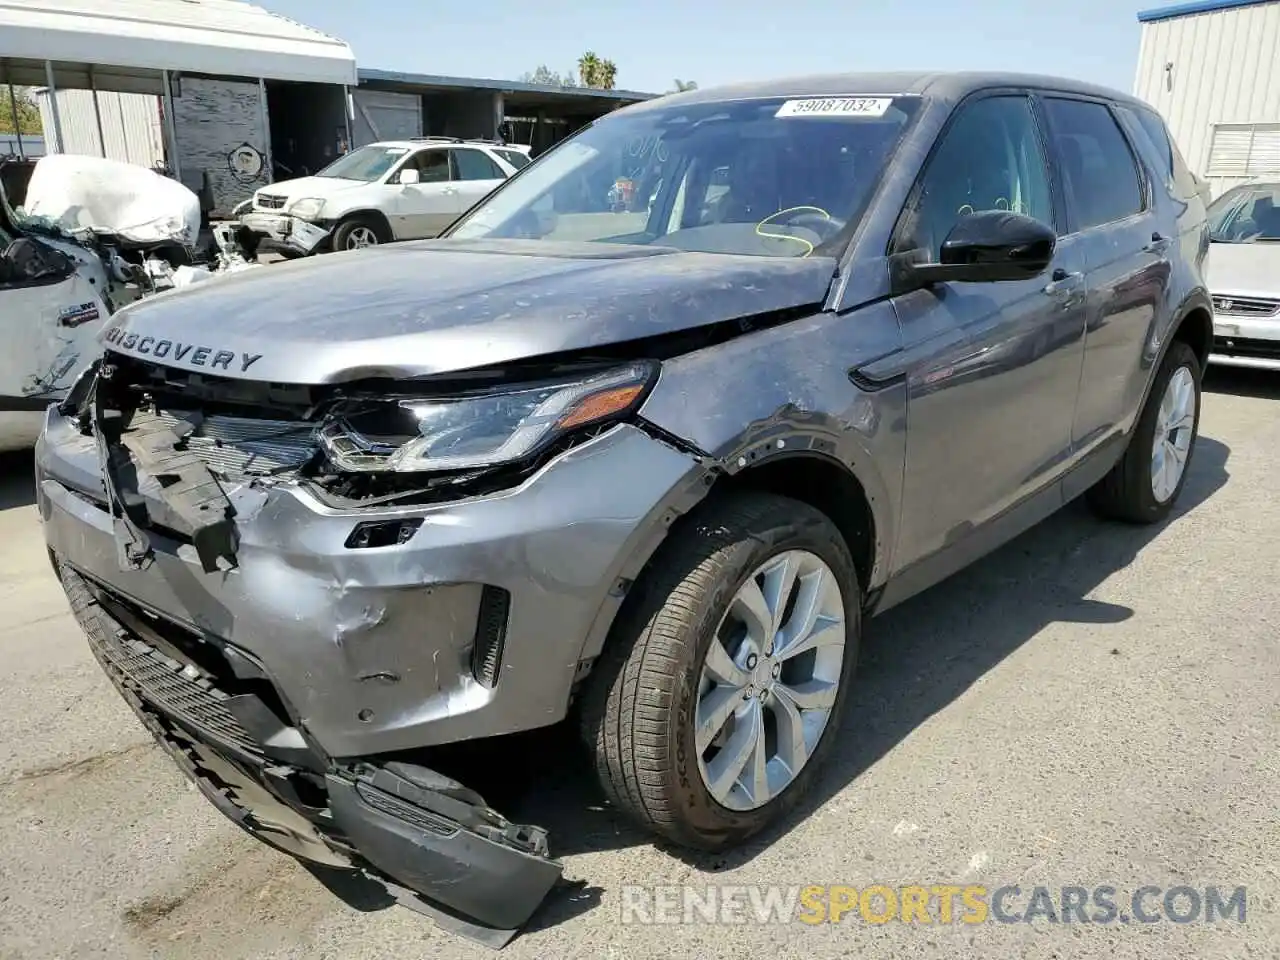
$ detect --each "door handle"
[1043,269,1083,296]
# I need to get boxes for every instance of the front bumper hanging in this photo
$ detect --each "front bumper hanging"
[57,550,563,949]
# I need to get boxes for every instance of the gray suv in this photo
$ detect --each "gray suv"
[35,72,1211,946]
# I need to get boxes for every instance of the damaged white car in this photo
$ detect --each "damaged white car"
[0,155,252,453]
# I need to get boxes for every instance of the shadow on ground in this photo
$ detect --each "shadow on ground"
[1203,364,1280,400]
[0,450,35,511]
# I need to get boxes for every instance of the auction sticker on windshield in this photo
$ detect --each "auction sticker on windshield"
[776,97,893,118]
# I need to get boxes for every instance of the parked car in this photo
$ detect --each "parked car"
[1204,180,1280,371]
[37,71,1211,946]
[237,137,526,256]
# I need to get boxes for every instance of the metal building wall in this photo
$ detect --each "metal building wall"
[1134,0,1280,194]
[349,89,422,147]
[169,75,270,217]
[34,89,164,167]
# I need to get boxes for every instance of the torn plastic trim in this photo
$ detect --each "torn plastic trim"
[91,360,239,572]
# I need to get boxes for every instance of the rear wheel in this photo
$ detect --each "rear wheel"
[1087,339,1202,523]
[579,492,861,851]
[331,215,389,252]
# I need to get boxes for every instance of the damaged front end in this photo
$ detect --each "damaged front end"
[44,357,574,945]
[39,350,706,946]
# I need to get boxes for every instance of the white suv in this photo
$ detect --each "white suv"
[238,139,531,256]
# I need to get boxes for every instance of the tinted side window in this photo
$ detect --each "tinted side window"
[496,148,531,170]
[897,95,1054,260]
[451,148,504,181]
[408,149,450,183]
[1128,106,1174,181]
[1043,98,1144,230]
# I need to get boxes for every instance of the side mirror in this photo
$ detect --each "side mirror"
[399,168,420,186]
[898,210,1056,291]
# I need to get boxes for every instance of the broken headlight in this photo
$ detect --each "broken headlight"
[318,361,656,473]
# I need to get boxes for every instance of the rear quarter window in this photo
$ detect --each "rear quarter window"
[1120,104,1199,201]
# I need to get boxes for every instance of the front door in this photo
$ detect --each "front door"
[889,93,1089,573]
[389,148,456,239]
[0,240,107,413]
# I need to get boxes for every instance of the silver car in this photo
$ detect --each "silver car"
[1206,180,1280,370]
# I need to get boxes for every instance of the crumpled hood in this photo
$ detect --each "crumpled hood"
[23,154,201,247]
[98,239,838,384]
[1206,241,1280,300]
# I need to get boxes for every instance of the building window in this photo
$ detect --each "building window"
[1206,123,1280,178]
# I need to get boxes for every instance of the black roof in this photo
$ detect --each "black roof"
[622,70,1148,114]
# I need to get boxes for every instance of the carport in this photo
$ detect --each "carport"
[356,69,656,155]
[0,0,357,212]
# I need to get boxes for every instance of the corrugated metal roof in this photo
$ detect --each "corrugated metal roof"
[358,68,656,103]
[0,0,356,85]
[1137,0,1278,24]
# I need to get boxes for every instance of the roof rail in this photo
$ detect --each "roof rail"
[407,135,510,145]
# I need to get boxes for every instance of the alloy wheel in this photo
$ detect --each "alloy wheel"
[694,550,847,812]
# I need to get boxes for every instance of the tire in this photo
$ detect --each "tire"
[1087,339,1202,524]
[578,491,861,851]
[330,214,390,252]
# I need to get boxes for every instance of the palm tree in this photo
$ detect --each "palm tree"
[577,51,618,90]
[578,51,601,87]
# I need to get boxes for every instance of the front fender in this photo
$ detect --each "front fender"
[636,303,908,590]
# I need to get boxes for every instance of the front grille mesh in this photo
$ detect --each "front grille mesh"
[256,194,286,210]
[66,571,263,759]
[91,626,263,759]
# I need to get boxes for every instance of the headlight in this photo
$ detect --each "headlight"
[319,362,656,473]
[288,197,326,220]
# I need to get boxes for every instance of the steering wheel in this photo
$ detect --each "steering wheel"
[762,206,846,242]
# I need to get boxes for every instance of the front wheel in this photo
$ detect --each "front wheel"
[579,492,861,851]
[330,215,389,252]
[1087,339,1202,523]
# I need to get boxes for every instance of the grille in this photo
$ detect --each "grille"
[85,596,263,760]
[1213,295,1280,317]
[151,410,318,479]
[256,194,287,210]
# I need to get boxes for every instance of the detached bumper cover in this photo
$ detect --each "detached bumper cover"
[59,561,562,946]
[239,212,330,254]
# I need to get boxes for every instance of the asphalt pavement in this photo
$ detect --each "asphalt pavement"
[0,367,1276,960]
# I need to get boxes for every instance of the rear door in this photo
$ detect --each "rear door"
[1038,96,1172,458]
[447,147,508,214]
[889,93,1090,573]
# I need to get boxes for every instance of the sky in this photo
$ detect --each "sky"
[259,0,1169,96]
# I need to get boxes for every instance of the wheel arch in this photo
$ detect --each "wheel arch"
[575,437,890,678]
[332,208,393,240]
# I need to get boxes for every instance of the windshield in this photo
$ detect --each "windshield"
[316,144,412,182]
[1207,183,1280,242]
[449,95,920,257]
